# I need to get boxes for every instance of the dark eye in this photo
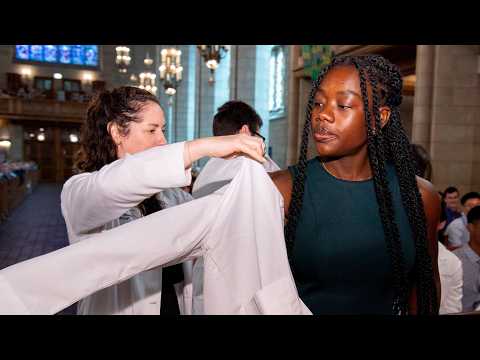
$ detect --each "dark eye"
[149,129,156,133]
[314,101,324,108]
[338,104,352,110]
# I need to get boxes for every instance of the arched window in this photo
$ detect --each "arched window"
[268,45,286,117]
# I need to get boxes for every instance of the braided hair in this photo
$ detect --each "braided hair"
[285,55,438,315]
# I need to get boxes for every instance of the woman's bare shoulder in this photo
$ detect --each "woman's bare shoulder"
[416,176,441,213]
[269,169,293,215]
[269,169,292,185]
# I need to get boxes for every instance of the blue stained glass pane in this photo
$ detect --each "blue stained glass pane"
[84,45,98,66]
[71,45,83,65]
[30,45,43,61]
[16,45,29,60]
[44,45,57,62]
[59,45,71,64]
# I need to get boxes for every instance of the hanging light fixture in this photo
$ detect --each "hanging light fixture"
[129,74,138,85]
[138,53,157,95]
[36,128,46,142]
[0,139,11,151]
[115,46,131,73]
[159,48,183,104]
[197,45,230,84]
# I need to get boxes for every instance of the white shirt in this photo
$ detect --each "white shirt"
[453,244,480,312]
[445,214,469,248]
[0,157,311,315]
[438,242,463,314]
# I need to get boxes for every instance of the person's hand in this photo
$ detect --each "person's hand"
[436,220,446,232]
[207,134,266,161]
[184,134,266,168]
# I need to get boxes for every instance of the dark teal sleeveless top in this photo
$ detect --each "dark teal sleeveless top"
[289,158,416,315]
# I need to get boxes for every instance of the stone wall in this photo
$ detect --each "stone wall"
[412,45,480,193]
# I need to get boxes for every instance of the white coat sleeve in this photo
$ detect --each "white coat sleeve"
[61,142,191,238]
[0,193,219,315]
[448,259,464,314]
[439,253,463,314]
[201,158,311,315]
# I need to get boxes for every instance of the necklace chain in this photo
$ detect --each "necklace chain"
[321,162,372,182]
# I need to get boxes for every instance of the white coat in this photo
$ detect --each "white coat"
[192,155,280,199]
[61,142,192,315]
[189,155,281,314]
[438,242,463,314]
[0,157,311,315]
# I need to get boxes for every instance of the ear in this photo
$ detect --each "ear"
[107,121,122,146]
[379,106,391,128]
[467,223,474,233]
[239,124,251,135]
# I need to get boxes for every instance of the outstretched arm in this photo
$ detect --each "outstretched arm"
[63,134,266,238]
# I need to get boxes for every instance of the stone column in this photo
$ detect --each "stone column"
[231,45,257,107]
[412,45,480,193]
[286,46,301,166]
[412,45,435,150]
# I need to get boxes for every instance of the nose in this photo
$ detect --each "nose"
[156,132,167,146]
[313,104,334,124]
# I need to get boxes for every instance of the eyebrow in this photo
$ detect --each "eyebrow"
[316,88,362,99]
[337,90,362,99]
[145,123,160,127]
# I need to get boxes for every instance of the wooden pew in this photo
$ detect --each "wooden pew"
[0,175,7,222]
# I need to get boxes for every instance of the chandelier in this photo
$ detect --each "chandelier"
[197,45,230,84]
[159,48,183,103]
[115,46,131,73]
[129,74,138,85]
[138,53,157,95]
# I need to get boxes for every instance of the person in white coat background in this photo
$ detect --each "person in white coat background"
[61,86,266,315]
[437,242,463,314]
[188,100,281,314]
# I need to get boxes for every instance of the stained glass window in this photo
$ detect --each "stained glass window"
[84,45,98,66]
[44,45,57,63]
[16,45,29,60]
[15,45,99,67]
[59,45,71,64]
[71,45,83,65]
[268,46,286,116]
[30,45,43,61]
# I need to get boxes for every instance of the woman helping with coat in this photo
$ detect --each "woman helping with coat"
[60,86,266,315]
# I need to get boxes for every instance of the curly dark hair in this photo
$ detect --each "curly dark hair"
[284,55,438,315]
[75,86,160,173]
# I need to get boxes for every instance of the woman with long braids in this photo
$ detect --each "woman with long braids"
[271,54,441,315]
